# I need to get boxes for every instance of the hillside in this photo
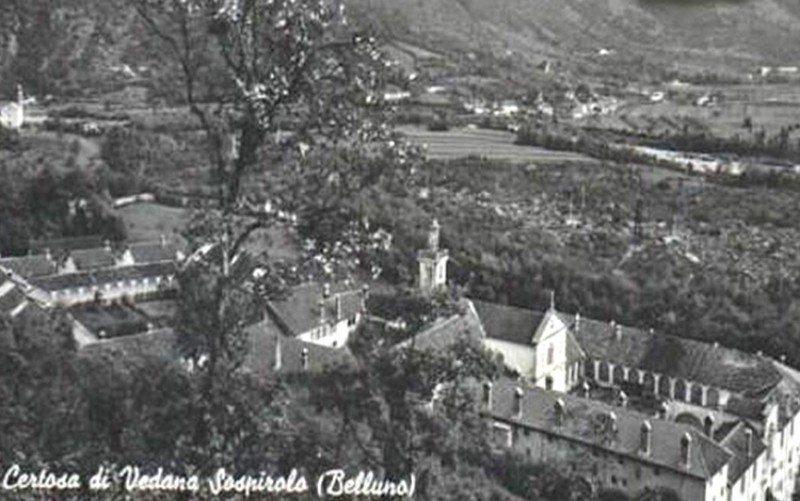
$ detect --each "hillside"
[2,0,800,100]
[349,0,800,79]
[0,0,148,98]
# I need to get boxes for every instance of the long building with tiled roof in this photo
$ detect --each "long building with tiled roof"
[0,239,183,308]
[408,227,800,501]
[463,298,800,501]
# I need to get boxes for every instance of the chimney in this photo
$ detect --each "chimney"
[513,387,524,417]
[323,283,331,298]
[319,300,326,325]
[713,341,719,349]
[619,390,628,408]
[16,84,23,105]
[574,312,581,331]
[104,239,112,252]
[615,324,622,341]
[609,412,618,431]
[745,428,753,458]
[482,382,493,410]
[780,355,787,364]
[703,415,715,437]
[360,284,370,311]
[681,433,692,468]
[554,398,565,427]
[640,421,652,455]
[757,350,763,357]
[274,335,282,372]
[659,401,669,419]
[335,294,342,321]
[160,234,167,247]
[582,381,591,399]
[44,247,52,263]
[301,347,309,371]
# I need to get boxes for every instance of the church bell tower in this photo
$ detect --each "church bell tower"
[417,219,449,293]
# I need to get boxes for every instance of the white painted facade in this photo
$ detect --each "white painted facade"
[297,311,360,349]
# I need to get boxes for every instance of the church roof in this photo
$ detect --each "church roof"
[485,378,732,480]
[471,299,543,345]
[266,282,363,337]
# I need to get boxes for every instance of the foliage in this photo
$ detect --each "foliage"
[0,166,126,256]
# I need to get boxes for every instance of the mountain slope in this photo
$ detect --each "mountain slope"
[3,0,800,100]
[348,0,800,76]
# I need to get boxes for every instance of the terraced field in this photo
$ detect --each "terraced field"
[398,125,593,163]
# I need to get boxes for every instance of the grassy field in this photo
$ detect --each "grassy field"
[117,202,191,244]
[398,125,594,163]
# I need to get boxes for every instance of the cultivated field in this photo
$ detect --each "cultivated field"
[397,125,593,163]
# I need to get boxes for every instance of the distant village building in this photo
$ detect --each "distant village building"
[413,221,800,501]
[417,219,448,294]
[0,85,26,130]
[265,282,365,349]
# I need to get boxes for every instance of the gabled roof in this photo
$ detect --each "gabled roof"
[471,299,542,345]
[398,299,486,352]
[557,313,782,395]
[565,329,586,365]
[485,378,731,480]
[128,241,180,264]
[266,282,363,337]
[243,318,354,375]
[718,422,766,483]
[0,255,57,278]
[70,247,116,271]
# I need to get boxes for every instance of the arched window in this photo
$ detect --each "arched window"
[547,344,554,365]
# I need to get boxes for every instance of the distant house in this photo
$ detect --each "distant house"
[265,282,365,349]
[79,318,354,376]
[244,318,355,376]
[0,85,26,130]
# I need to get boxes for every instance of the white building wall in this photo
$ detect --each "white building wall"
[49,275,174,306]
[484,338,537,379]
[534,314,569,392]
[297,313,360,349]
